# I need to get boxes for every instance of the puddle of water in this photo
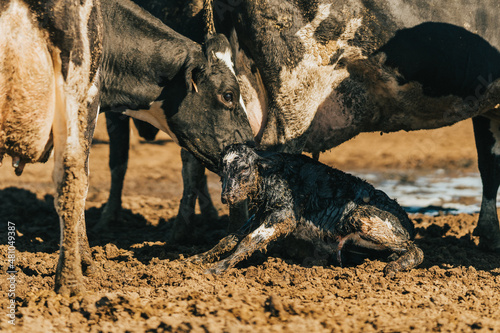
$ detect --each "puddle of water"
[352,169,500,216]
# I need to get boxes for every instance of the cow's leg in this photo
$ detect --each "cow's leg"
[131,118,159,141]
[52,83,98,296]
[206,211,296,274]
[190,234,242,264]
[53,148,89,296]
[472,116,500,252]
[171,149,218,242]
[96,112,130,230]
[196,162,219,220]
[78,209,96,276]
[79,150,98,277]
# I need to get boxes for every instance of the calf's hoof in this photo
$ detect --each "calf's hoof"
[383,262,399,279]
[186,255,203,265]
[383,243,424,277]
[205,260,230,275]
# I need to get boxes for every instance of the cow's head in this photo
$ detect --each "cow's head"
[220,144,261,205]
[162,34,254,172]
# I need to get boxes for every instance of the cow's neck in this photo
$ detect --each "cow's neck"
[98,0,200,111]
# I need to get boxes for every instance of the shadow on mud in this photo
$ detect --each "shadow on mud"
[1,187,498,273]
[415,223,499,271]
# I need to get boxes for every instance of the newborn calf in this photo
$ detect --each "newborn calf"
[193,144,423,276]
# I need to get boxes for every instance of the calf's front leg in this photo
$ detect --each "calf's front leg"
[206,210,297,274]
[189,214,259,264]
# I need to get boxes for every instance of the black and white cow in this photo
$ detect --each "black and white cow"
[0,0,252,295]
[101,0,265,241]
[101,0,500,252]
[209,0,500,252]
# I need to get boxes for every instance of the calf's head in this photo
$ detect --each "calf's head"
[220,144,261,205]
[163,34,254,172]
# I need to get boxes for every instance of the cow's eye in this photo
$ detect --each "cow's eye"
[219,91,235,107]
[223,92,234,103]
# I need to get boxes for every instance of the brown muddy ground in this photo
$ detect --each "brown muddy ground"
[1,119,500,332]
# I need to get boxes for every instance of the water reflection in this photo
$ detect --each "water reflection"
[352,169,499,216]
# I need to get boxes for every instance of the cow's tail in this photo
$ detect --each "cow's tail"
[203,0,216,38]
[0,0,56,167]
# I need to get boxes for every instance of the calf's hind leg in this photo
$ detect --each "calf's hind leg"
[472,116,500,252]
[343,208,424,276]
[383,242,424,278]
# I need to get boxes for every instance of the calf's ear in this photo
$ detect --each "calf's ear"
[258,158,273,171]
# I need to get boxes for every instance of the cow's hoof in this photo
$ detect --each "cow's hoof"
[82,261,99,277]
[201,205,219,222]
[54,278,86,297]
[170,216,191,244]
[473,226,500,252]
[94,205,119,232]
[383,243,424,277]
[387,253,400,262]
[476,236,500,253]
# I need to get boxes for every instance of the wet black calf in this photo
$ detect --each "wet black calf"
[192,144,423,276]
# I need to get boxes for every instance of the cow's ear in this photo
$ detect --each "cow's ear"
[185,66,194,92]
[229,29,239,67]
[185,66,201,93]
[191,79,199,93]
[208,50,218,67]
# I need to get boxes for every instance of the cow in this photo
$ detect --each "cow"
[0,0,252,295]
[205,0,500,252]
[103,0,500,252]
[191,144,424,276]
[100,0,266,241]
